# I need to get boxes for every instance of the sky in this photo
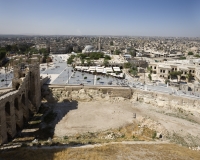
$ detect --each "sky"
[0,0,199,37]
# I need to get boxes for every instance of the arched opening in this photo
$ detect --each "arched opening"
[14,98,19,110]
[28,90,31,101]
[181,76,186,80]
[23,116,28,126]
[15,83,20,90]
[21,94,25,105]
[16,124,21,132]
[7,133,12,141]
[5,102,10,116]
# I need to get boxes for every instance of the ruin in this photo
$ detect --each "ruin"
[0,64,200,145]
[0,63,45,144]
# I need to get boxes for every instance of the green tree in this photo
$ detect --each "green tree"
[169,71,182,82]
[148,74,152,81]
[147,67,153,74]
[186,73,193,82]
[179,56,186,60]
[110,41,113,46]
[104,55,111,60]
[188,52,194,55]
[86,59,91,66]
[194,54,200,58]
[129,69,138,77]
[0,48,6,60]
[129,49,137,57]
[67,55,76,64]
[124,62,132,68]
[103,59,109,66]
[114,50,120,55]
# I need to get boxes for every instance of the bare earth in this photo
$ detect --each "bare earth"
[53,100,200,146]
[54,101,134,136]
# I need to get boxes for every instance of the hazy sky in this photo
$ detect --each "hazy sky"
[0,0,199,37]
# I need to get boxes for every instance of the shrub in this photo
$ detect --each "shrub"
[188,52,194,55]
[152,131,157,139]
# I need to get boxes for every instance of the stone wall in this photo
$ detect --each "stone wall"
[0,64,43,144]
[43,85,200,113]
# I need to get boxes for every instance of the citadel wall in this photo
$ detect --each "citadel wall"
[43,85,200,113]
[0,64,42,144]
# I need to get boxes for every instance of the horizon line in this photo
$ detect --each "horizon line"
[0,34,199,38]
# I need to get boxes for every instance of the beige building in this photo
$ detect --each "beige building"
[149,59,200,81]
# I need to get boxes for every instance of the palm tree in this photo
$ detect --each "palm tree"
[186,73,192,82]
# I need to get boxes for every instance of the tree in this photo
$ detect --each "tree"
[133,70,138,77]
[147,67,152,74]
[148,74,152,81]
[114,50,120,55]
[129,49,136,57]
[81,59,85,64]
[188,52,194,55]
[194,54,200,58]
[124,62,132,68]
[165,79,170,84]
[179,56,186,60]
[67,55,76,64]
[186,73,193,82]
[86,59,91,66]
[169,71,182,82]
[103,59,109,66]
[0,48,6,60]
[104,55,111,60]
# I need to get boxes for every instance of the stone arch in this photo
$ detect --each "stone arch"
[14,98,19,110]
[5,102,11,116]
[15,83,20,90]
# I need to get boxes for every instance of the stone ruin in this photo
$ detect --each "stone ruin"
[0,63,42,144]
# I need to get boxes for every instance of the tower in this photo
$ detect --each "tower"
[98,37,101,51]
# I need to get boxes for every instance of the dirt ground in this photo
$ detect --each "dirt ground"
[52,100,200,146]
[54,101,134,137]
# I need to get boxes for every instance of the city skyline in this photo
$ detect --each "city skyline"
[0,0,200,37]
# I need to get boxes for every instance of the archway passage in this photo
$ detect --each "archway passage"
[14,98,19,110]
[5,102,11,116]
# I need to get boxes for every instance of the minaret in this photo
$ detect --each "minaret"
[98,37,101,51]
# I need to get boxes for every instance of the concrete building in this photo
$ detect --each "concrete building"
[149,59,200,81]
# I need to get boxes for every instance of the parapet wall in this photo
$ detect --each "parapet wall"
[43,85,200,113]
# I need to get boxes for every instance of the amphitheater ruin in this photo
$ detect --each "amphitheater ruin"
[0,63,200,146]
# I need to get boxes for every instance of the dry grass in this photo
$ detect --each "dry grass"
[1,143,200,160]
[52,123,157,145]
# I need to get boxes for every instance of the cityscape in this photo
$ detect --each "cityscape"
[0,0,200,159]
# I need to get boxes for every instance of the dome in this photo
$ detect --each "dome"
[84,45,94,51]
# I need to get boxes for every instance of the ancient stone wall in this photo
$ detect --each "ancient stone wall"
[0,64,43,144]
[43,85,200,113]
